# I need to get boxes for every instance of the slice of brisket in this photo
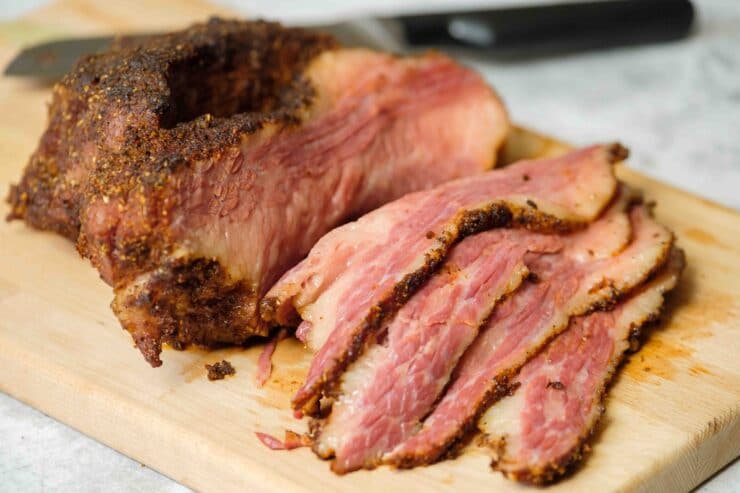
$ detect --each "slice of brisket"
[482,249,684,484]
[6,19,509,366]
[264,144,623,415]
[386,204,673,467]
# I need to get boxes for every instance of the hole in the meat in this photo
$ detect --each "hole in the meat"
[159,44,302,129]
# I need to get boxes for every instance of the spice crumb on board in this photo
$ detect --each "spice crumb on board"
[205,360,236,381]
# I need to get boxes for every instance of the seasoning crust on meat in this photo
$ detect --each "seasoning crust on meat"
[8,19,335,240]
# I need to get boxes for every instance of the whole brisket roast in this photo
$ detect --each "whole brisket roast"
[6,19,509,366]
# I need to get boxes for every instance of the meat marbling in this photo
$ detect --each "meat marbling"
[386,204,673,467]
[481,249,684,484]
[264,144,624,415]
[6,19,508,366]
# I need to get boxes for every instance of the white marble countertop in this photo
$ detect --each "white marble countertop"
[1,1,738,492]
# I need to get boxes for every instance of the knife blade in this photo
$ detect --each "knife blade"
[4,0,694,80]
[3,35,151,80]
[0,21,401,80]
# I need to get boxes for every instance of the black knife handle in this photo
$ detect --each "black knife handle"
[397,0,694,55]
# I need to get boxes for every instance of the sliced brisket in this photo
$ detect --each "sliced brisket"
[482,249,684,484]
[264,145,623,415]
[313,188,635,473]
[7,19,509,366]
[387,204,673,467]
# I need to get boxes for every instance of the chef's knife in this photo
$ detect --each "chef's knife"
[4,0,694,80]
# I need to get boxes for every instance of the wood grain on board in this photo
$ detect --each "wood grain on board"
[0,1,738,492]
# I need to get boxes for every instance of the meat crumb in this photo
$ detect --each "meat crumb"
[526,199,538,209]
[255,431,286,450]
[255,430,312,451]
[284,430,313,449]
[205,360,236,381]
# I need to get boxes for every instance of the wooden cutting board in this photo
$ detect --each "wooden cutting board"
[0,1,738,492]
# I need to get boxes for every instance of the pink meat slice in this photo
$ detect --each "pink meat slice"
[481,249,684,484]
[387,205,673,466]
[262,144,624,414]
[314,187,634,473]
[255,429,312,451]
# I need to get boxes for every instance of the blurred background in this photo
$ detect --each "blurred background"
[1,0,738,492]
